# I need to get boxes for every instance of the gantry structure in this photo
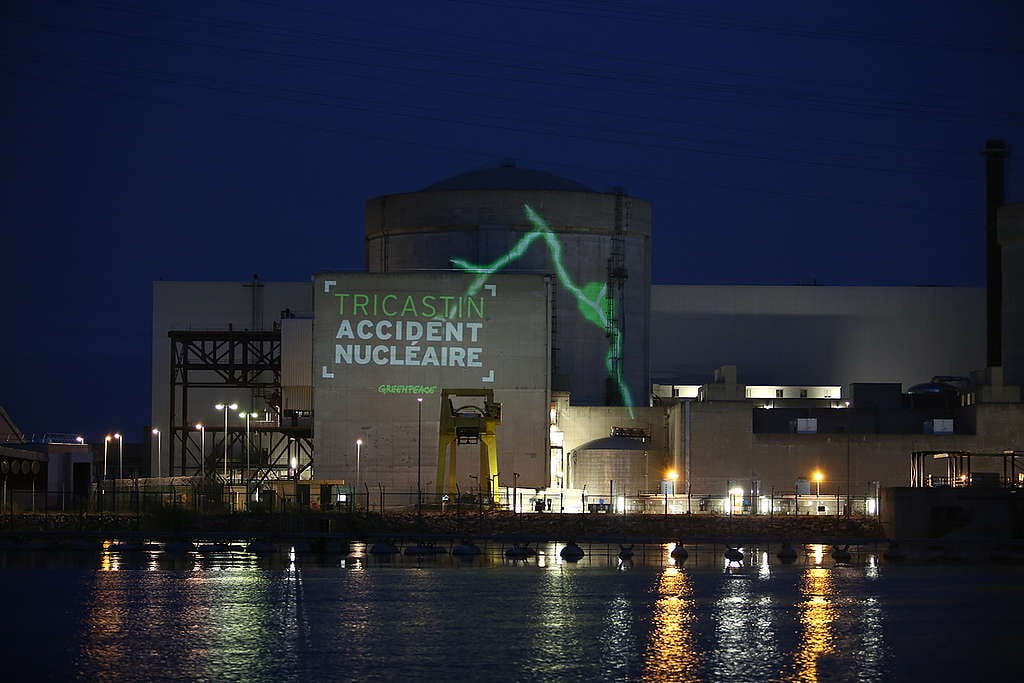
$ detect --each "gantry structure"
[167,328,312,489]
[436,389,502,501]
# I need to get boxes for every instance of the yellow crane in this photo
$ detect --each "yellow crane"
[436,389,501,502]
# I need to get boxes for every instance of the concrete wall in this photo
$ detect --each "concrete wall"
[366,189,651,411]
[651,285,985,390]
[312,272,551,489]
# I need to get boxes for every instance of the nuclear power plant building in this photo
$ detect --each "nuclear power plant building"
[151,156,1024,512]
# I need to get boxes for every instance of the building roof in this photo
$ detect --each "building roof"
[422,161,592,192]
[0,406,24,443]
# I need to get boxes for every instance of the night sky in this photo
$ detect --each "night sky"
[2,0,1022,441]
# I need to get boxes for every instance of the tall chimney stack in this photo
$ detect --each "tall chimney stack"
[983,139,1009,367]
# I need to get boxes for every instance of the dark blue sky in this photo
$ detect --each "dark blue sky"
[2,0,1022,441]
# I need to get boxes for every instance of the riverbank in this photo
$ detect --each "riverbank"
[0,508,885,544]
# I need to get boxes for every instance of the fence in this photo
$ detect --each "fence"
[0,482,881,518]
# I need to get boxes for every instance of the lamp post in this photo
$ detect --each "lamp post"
[238,410,258,498]
[215,403,238,481]
[417,397,423,512]
[114,433,123,479]
[490,472,499,505]
[512,472,520,513]
[151,428,161,478]
[354,438,364,509]
[289,438,298,480]
[196,423,205,477]
[103,435,111,479]
[813,470,823,514]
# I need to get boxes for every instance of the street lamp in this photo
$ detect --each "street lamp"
[813,470,823,497]
[417,397,423,512]
[355,438,363,509]
[237,410,258,496]
[114,433,123,479]
[104,435,111,479]
[289,438,298,479]
[152,428,161,478]
[215,403,238,481]
[512,472,520,513]
[667,469,679,495]
[195,423,205,477]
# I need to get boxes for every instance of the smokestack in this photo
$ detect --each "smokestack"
[983,139,1009,367]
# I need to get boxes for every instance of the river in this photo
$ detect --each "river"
[0,541,1020,681]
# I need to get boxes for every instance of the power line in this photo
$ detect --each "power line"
[0,60,974,216]
[239,0,982,104]
[8,11,982,166]
[437,0,1023,56]
[0,47,975,180]
[76,0,1018,125]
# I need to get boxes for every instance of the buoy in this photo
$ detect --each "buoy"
[505,543,537,559]
[404,542,442,556]
[830,545,852,563]
[369,541,399,554]
[164,540,195,553]
[246,540,275,554]
[882,542,906,561]
[777,542,798,563]
[670,543,688,561]
[560,542,585,562]
[452,540,482,556]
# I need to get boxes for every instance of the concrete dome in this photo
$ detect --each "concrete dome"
[422,161,592,192]
[569,436,649,495]
[366,169,651,411]
[573,436,648,452]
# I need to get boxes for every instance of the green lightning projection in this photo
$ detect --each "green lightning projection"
[450,204,635,418]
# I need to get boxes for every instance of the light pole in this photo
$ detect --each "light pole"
[103,435,111,479]
[151,428,161,478]
[355,438,363,509]
[238,410,258,498]
[513,472,520,513]
[215,403,238,481]
[196,423,205,477]
[114,433,123,479]
[417,397,423,512]
[813,470,823,514]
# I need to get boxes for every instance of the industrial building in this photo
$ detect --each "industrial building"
[148,145,1024,512]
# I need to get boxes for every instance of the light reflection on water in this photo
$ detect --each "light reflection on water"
[642,566,700,682]
[2,542,1023,680]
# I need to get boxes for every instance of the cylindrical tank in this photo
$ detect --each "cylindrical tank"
[365,162,651,410]
[568,436,649,495]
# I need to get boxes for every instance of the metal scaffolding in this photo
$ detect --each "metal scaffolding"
[167,329,312,488]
